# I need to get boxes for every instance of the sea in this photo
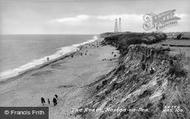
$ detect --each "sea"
[0,34,97,80]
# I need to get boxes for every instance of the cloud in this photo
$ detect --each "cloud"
[47,14,144,33]
[49,14,143,24]
[96,14,143,21]
[49,15,90,25]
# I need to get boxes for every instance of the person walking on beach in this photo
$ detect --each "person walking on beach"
[47,57,49,61]
[48,98,50,105]
[53,97,57,106]
[41,97,45,106]
[55,94,58,99]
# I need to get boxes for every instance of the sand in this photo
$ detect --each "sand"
[0,40,119,119]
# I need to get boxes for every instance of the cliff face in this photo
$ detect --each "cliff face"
[75,33,190,119]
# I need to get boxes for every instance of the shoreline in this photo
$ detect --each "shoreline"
[0,36,120,119]
[0,35,100,82]
[0,36,119,108]
[1,32,189,119]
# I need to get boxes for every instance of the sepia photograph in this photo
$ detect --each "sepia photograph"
[0,0,190,119]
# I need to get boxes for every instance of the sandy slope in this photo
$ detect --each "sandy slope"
[0,41,119,119]
[75,33,190,119]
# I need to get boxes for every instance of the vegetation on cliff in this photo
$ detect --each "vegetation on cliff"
[75,32,190,119]
[102,32,167,54]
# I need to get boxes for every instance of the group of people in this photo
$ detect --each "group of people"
[41,94,58,106]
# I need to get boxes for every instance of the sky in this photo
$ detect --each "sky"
[0,0,190,34]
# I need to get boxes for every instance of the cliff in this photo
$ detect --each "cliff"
[75,32,190,119]
[102,32,167,54]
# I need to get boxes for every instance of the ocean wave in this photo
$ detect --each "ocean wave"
[0,35,98,81]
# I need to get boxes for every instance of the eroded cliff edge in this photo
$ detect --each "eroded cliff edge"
[75,32,190,119]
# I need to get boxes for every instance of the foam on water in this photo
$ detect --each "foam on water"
[0,35,98,81]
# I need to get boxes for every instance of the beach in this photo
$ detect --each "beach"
[0,32,190,119]
[0,39,119,118]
